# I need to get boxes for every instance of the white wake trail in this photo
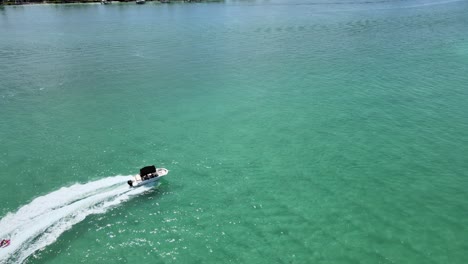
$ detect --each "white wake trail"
[0,175,155,264]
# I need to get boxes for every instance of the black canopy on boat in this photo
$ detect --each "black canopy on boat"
[140,165,156,176]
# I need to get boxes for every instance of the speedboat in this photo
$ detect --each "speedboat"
[127,165,168,187]
[136,0,146,4]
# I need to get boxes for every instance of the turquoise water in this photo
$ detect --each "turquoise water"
[1,0,468,263]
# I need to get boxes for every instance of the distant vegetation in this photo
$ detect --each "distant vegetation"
[1,0,212,5]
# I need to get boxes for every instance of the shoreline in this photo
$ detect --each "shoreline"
[1,0,215,6]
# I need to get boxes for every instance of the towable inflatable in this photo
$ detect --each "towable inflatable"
[0,239,10,248]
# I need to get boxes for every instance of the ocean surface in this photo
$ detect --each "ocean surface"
[1,0,468,263]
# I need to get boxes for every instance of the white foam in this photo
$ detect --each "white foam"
[0,175,155,264]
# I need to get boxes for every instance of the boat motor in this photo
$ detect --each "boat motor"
[127,180,133,187]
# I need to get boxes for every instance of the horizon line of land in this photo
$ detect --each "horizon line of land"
[1,0,222,6]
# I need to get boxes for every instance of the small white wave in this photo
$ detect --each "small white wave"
[0,175,155,264]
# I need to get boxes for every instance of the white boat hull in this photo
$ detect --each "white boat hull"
[128,168,168,187]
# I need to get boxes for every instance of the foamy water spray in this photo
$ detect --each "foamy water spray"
[0,175,154,264]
